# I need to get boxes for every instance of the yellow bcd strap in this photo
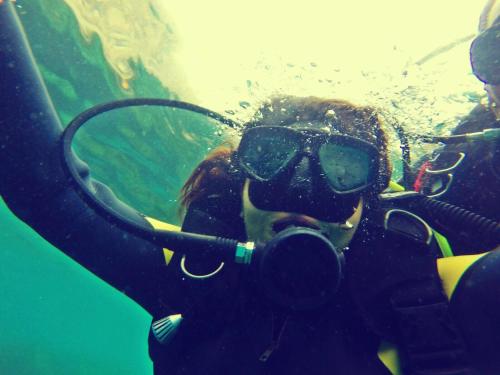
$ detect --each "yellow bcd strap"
[144,216,181,266]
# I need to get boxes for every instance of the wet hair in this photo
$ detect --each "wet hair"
[180,143,237,209]
[180,95,392,209]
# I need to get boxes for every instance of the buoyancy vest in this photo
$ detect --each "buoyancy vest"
[144,198,488,375]
[145,199,391,375]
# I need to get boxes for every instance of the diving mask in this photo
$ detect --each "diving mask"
[237,126,380,195]
[470,18,500,85]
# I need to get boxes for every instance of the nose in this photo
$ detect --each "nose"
[289,155,314,199]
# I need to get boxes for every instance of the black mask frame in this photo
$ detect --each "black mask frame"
[470,18,500,85]
[236,126,381,195]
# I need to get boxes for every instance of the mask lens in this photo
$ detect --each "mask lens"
[470,22,500,85]
[319,143,374,192]
[239,129,300,180]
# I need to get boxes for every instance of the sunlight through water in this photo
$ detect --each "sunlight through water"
[62,0,488,159]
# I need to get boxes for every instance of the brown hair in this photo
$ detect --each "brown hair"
[180,95,392,209]
[180,143,238,208]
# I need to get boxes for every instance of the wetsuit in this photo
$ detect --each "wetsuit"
[149,192,396,375]
[1,3,499,374]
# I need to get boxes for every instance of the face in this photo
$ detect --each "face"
[242,180,364,248]
[238,123,374,249]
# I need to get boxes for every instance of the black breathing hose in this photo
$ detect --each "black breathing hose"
[418,196,500,247]
[61,98,242,257]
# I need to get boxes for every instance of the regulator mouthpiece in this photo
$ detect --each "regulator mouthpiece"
[258,227,344,311]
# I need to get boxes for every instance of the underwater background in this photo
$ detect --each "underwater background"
[0,0,487,373]
[1,0,217,373]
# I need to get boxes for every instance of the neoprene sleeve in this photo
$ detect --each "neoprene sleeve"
[450,250,500,375]
[0,0,166,314]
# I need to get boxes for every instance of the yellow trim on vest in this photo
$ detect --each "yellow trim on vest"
[145,217,182,232]
[144,217,181,266]
[378,341,402,375]
[162,248,175,266]
[433,230,453,257]
[388,181,405,192]
[437,252,488,298]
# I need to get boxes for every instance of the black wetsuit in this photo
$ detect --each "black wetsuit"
[149,192,400,375]
[1,3,500,374]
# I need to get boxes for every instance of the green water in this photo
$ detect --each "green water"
[0,199,151,374]
[15,0,219,223]
[1,0,220,373]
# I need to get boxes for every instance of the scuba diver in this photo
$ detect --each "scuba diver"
[412,0,500,254]
[1,1,500,375]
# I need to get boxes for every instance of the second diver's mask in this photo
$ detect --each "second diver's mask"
[470,17,500,85]
[235,124,380,222]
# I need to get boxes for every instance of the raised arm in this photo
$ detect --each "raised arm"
[0,2,167,313]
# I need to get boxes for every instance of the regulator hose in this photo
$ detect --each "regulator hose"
[418,195,500,248]
[408,128,500,144]
[61,98,241,257]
